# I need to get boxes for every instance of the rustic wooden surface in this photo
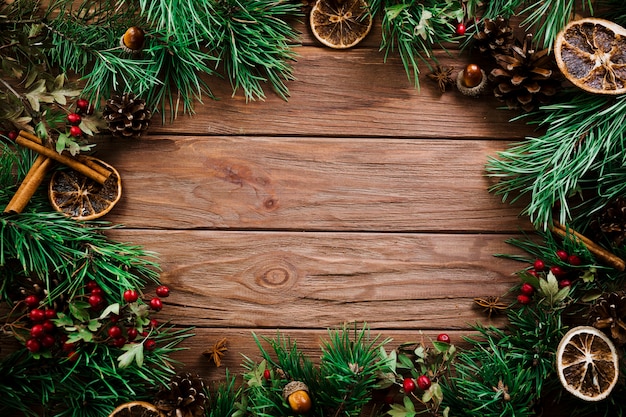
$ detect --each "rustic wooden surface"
[79,19,540,388]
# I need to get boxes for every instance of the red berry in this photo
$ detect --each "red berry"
[109,314,119,323]
[520,283,535,296]
[568,255,582,266]
[41,334,56,348]
[67,112,82,126]
[145,339,157,351]
[30,308,45,322]
[455,22,466,36]
[76,98,89,112]
[263,369,271,380]
[527,270,538,277]
[149,318,159,329]
[69,125,82,137]
[149,297,163,311]
[556,250,569,262]
[26,338,41,353]
[86,280,99,291]
[44,309,57,319]
[108,325,122,339]
[88,294,104,310]
[559,279,572,288]
[24,295,39,308]
[67,351,79,362]
[127,327,138,341]
[533,259,545,271]
[42,320,55,333]
[113,337,127,348]
[62,342,75,352]
[436,333,450,343]
[517,294,532,305]
[91,287,103,296]
[417,375,431,391]
[7,131,18,141]
[30,324,45,338]
[550,266,566,278]
[123,289,139,303]
[403,377,416,393]
[155,285,170,298]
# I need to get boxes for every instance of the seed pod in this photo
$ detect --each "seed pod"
[457,64,488,97]
[283,381,311,414]
[120,26,145,53]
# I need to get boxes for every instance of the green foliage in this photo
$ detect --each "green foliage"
[208,371,241,417]
[371,0,464,88]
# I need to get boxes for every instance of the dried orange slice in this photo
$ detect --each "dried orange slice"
[555,18,626,94]
[556,326,619,402]
[108,401,164,417]
[310,0,372,49]
[48,156,122,221]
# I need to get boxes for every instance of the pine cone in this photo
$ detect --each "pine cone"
[154,373,207,417]
[473,16,515,56]
[102,93,152,138]
[489,34,560,112]
[591,291,626,345]
[9,273,66,311]
[589,197,626,247]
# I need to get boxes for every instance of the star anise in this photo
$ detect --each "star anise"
[427,65,455,93]
[203,337,228,367]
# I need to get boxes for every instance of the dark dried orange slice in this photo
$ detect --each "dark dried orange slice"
[108,401,164,417]
[310,0,372,49]
[556,326,619,402]
[555,18,626,94]
[49,156,122,221]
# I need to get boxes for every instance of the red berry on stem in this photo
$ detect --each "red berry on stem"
[533,259,545,271]
[45,309,57,319]
[149,318,159,329]
[67,351,79,362]
[31,324,45,338]
[67,113,82,126]
[145,339,157,351]
[517,294,531,305]
[155,285,170,298]
[88,294,104,310]
[550,266,566,278]
[559,279,572,288]
[108,325,122,339]
[436,333,450,343]
[91,287,103,296]
[556,250,569,262]
[30,308,45,322]
[76,98,89,112]
[62,342,75,352]
[86,280,99,291]
[149,297,163,311]
[455,22,466,36]
[26,338,41,352]
[7,131,18,141]
[42,320,55,333]
[113,337,127,348]
[24,295,39,308]
[568,255,582,266]
[41,334,56,348]
[263,369,271,380]
[69,125,82,137]
[520,283,535,296]
[417,375,431,391]
[127,327,138,341]
[123,289,139,303]
[403,377,416,393]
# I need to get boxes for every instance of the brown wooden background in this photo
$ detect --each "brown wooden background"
[62,18,537,394]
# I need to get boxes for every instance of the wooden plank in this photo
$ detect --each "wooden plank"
[107,230,524,330]
[95,137,531,231]
[148,48,531,139]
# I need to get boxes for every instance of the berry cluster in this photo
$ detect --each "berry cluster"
[66,98,93,138]
[517,249,582,305]
[18,280,171,361]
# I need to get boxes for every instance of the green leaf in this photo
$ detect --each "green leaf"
[385,4,408,20]
[55,133,68,153]
[53,312,74,327]
[66,327,93,343]
[117,342,145,368]
[69,301,91,323]
[581,267,596,283]
[87,319,101,332]
[433,341,449,353]
[99,303,120,320]
[387,396,416,417]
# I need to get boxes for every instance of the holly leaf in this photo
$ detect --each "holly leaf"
[117,342,144,368]
[387,396,416,417]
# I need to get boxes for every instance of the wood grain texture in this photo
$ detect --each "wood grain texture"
[95,137,531,231]
[108,229,523,330]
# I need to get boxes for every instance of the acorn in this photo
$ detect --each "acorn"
[283,381,312,414]
[120,26,145,53]
[457,63,488,97]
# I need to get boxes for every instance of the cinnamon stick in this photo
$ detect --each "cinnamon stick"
[3,156,54,213]
[16,133,109,185]
[551,222,626,271]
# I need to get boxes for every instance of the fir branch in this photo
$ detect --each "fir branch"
[372,0,463,88]
[486,91,626,230]
[208,371,241,417]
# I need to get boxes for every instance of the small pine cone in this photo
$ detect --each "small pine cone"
[10,273,66,311]
[591,291,626,345]
[154,373,207,417]
[589,197,626,247]
[473,16,515,56]
[489,33,560,112]
[102,93,152,138]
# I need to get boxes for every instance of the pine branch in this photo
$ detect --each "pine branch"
[486,91,626,230]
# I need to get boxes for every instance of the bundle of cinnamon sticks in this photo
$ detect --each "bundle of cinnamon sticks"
[3,130,111,214]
